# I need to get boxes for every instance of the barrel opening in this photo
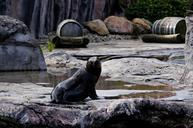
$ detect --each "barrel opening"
[57,19,84,38]
[175,20,186,36]
[60,22,83,37]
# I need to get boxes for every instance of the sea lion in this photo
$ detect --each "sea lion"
[51,57,101,103]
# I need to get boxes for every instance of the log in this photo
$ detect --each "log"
[52,36,89,48]
[141,34,185,43]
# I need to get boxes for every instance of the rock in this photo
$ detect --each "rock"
[104,16,134,34]
[180,12,193,84]
[0,16,45,71]
[0,37,191,127]
[133,24,146,35]
[0,82,193,128]
[45,50,86,68]
[0,15,29,42]
[82,100,193,128]
[48,39,184,86]
[62,40,183,61]
[132,18,152,34]
[132,18,152,31]
[0,41,47,71]
[85,19,109,36]
[102,58,183,86]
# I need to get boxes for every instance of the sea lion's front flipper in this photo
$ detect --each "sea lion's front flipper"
[89,85,98,100]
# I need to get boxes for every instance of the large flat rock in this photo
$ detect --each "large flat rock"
[0,39,189,127]
[62,40,184,59]
[0,82,193,128]
[102,58,184,86]
[44,40,185,86]
[44,40,184,65]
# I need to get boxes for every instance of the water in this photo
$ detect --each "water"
[0,68,182,100]
[0,68,125,89]
[0,68,77,88]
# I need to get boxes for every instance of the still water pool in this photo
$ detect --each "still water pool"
[0,68,189,100]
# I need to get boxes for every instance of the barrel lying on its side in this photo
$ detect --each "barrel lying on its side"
[152,17,186,36]
[57,19,83,38]
[53,19,89,47]
[142,17,186,43]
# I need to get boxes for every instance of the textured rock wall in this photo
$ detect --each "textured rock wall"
[180,11,193,83]
[0,0,132,38]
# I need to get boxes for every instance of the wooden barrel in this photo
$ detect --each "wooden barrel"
[54,19,89,47]
[152,17,186,36]
[56,19,83,38]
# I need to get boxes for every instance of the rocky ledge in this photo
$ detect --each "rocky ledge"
[45,40,185,86]
[1,39,189,127]
[0,82,193,128]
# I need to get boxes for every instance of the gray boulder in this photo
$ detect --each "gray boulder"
[0,41,46,71]
[0,15,30,42]
[0,15,46,71]
[45,50,85,68]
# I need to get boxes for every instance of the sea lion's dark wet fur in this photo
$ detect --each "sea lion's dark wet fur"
[51,57,101,103]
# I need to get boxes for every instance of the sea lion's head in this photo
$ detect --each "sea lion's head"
[86,57,101,76]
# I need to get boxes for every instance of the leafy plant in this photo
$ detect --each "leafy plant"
[125,0,191,22]
[47,39,55,52]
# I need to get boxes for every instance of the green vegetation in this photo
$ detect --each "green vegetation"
[47,39,55,52]
[125,0,191,22]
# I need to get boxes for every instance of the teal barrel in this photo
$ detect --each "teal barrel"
[152,17,186,36]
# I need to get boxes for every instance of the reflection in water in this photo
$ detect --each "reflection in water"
[0,68,127,89]
[104,91,176,99]
[0,68,177,99]
[0,69,77,88]
[124,84,174,91]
